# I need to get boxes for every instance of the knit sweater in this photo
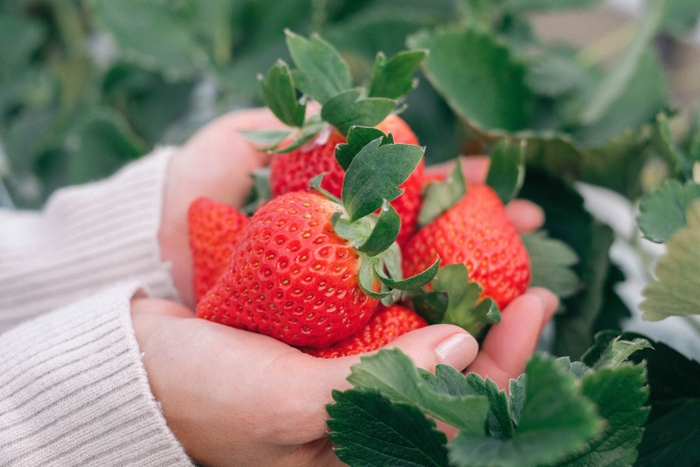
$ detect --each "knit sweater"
[0,149,194,466]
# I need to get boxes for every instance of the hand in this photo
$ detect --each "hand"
[130,298,480,467]
[158,108,284,307]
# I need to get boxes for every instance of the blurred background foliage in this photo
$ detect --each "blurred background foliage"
[1,0,698,210]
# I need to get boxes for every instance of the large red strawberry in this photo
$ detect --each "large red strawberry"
[301,304,427,358]
[269,114,424,246]
[188,197,248,302]
[197,127,435,348]
[403,184,531,310]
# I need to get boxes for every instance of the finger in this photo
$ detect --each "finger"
[504,199,545,234]
[425,156,490,186]
[466,289,554,389]
[527,287,559,333]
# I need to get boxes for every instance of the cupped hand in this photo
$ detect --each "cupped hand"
[130,298,479,467]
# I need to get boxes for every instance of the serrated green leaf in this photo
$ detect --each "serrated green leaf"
[412,292,449,325]
[521,231,581,299]
[590,337,654,371]
[93,0,207,80]
[369,50,426,100]
[463,373,515,440]
[449,354,603,467]
[638,180,700,243]
[327,389,449,467]
[486,140,524,204]
[433,264,501,336]
[321,89,396,135]
[357,201,401,256]
[640,201,700,321]
[655,112,692,179]
[376,257,440,290]
[285,30,352,104]
[503,0,601,13]
[527,48,589,97]
[342,138,424,221]
[408,27,534,133]
[259,60,306,127]
[554,364,649,467]
[336,126,392,171]
[418,159,466,227]
[509,374,527,426]
[239,129,293,147]
[579,0,665,125]
[347,348,490,435]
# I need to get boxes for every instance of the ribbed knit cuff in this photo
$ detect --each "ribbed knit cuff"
[0,148,180,333]
[0,282,193,466]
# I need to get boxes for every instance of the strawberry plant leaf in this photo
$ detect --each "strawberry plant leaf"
[368,50,427,100]
[463,373,515,440]
[418,159,466,227]
[321,89,396,135]
[408,27,534,133]
[433,264,501,336]
[342,138,424,221]
[358,255,391,299]
[637,179,700,243]
[589,337,654,371]
[448,354,603,467]
[239,129,293,147]
[347,348,490,435]
[553,363,649,467]
[357,201,401,256]
[655,112,692,179]
[336,126,393,171]
[521,231,581,299]
[509,374,527,426]
[375,257,440,290]
[485,140,524,205]
[311,174,343,204]
[259,60,306,127]
[412,292,449,324]
[639,201,700,321]
[661,0,700,37]
[269,116,327,154]
[285,30,352,104]
[502,0,601,13]
[242,167,272,214]
[327,389,450,467]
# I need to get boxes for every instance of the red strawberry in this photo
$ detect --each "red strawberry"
[301,304,427,358]
[269,114,424,246]
[188,197,248,302]
[403,185,531,310]
[196,191,380,348]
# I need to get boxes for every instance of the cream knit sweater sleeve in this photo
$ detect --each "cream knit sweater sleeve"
[0,149,193,465]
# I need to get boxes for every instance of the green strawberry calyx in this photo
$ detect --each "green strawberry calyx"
[312,125,439,304]
[239,30,427,152]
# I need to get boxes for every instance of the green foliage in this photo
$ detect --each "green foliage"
[485,140,525,204]
[521,231,581,299]
[418,158,466,227]
[638,180,700,243]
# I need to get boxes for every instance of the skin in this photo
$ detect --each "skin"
[140,108,559,466]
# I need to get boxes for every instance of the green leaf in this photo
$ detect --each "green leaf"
[285,30,352,104]
[327,389,450,467]
[418,159,466,227]
[660,0,700,37]
[509,374,527,426]
[579,0,665,125]
[358,255,390,300]
[637,180,700,243]
[640,201,700,321]
[583,331,700,467]
[654,112,692,179]
[554,364,649,467]
[589,337,654,371]
[342,138,424,221]
[408,27,534,133]
[449,354,603,467]
[321,89,395,135]
[486,140,524,204]
[376,257,440,290]
[331,211,372,243]
[357,201,401,256]
[336,126,393,171]
[368,50,426,100]
[269,116,327,154]
[93,0,208,80]
[347,348,490,435]
[259,60,306,127]
[242,167,271,215]
[433,264,501,336]
[412,292,449,325]
[463,373,515,440]
[521,231,581,299]
[239,129,293,147]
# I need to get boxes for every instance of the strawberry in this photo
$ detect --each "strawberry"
[197,126,437,348]
[403,184,531,310]
[188,197,249,302]
[269,114,424,246]
[301,304,427,358]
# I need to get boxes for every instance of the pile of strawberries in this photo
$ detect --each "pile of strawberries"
[188,32,531,358]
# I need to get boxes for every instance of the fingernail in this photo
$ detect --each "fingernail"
[435,333,477,367]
